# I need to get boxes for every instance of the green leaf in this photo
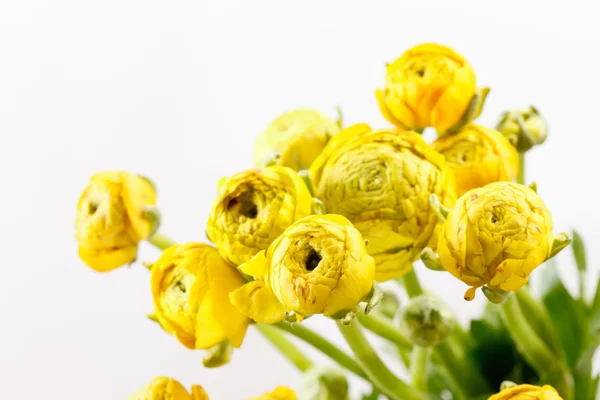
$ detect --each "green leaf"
[571,230,587,273]
[540,261,586,370]
[574,332,600,400]
[590,276,600,333]
[587,375,599,400]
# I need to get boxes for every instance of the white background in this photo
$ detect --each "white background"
[0,1,598,399]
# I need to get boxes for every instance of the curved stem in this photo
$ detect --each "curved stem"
[148,232,177,250]
[517,152,525,184]
[273,322,367,380]
[356,312,412,350]
[500,294,556,373]
[338,321,421,400]
[410,346,432,394]
[255,324,313,372]
[399,268,424,298]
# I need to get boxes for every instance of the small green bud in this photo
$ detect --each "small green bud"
[495,106,548,152]
[300,365,349,400]
[400,294,454,347]
[202,340,233,368]
[378,289,401,319]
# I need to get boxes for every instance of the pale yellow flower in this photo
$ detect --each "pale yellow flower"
[127,377,208,400]
[254,109,340,171]
[230,214,375,323]
[151,243,249,349]
[250,386,297,400]
[433,124,519,196]
[311,128,456,281]
[376,43,478,133]
[488,384,563,400]
[206,166,312,266]
[76,171,156,272]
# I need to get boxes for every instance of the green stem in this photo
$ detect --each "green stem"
[148,232,177,250]
[255,323,314,372]
[500,294,556,374]
[338,322,421,400]
[273,322,367,380]
[356,312,412,350]
[399,268,424,298]
[435,338,490,395]
[410,346,432,394]
[517,152,525,184]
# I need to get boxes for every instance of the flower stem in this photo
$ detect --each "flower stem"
[517,152,525,184]
[337,321,421,400]
[255,323,314,373]
[148,232,177,250]
[399,268,424,298]
[500,294,556,373]
[273,322,367,380]
[410,346,432,394]
[356,312,412,350]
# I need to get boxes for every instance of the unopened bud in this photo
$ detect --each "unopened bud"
[400,294,454,347]
[378,289,401,319]
[300,365,349,400]
[496,106,548,152]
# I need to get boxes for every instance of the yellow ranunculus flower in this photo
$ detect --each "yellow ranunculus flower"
[376,43,477,133]
[206,166,312,266]
[253,109,340,171]
[438,182,558,300]
[127,377,208,400]
[230,214,375,323]
[488,384,563,400]
[76,171,156,272]
[311,129,456,281]
[432,124,519,196]
[250,386,297,400]
[151,243,250,350]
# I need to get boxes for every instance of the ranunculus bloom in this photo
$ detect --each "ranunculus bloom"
[230,214,375,323]
[488,384,563,400]
[76,171,156,272]
[127,377,208,400]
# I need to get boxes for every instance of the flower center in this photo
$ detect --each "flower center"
[305,249,322,271]
[88,202,99,215]
[228,192,258,219]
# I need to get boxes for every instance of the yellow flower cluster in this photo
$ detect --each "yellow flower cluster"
[488,384,563,400]
[128,377,296,400]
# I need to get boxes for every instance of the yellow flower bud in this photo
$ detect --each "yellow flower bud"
[432,124,519,196]
[254,109,340,171]
[488,384,563,400]
[206,166,313,266]
[127,377,208,400]
[230,214,375,323]
[376,43,479,133]
[75,171,157,272]
[496,106,548,152]
[311,129,456,281]
[151,243,250,350]
[437,182,561,300]
[250,386,297,400]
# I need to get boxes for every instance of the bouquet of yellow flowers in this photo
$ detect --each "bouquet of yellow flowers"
[75,43,598,400]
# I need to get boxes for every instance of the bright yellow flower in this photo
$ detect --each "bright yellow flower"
[488,384,563,400]
[151,243,249,349]
[311,129,456,281]
[376,43,478,133]
[250,386,297,400]
[76,171,156,272]
[432,124,519,196]
[230,214,375,323]
[438,182,559,300]
[206,166,312,266]
[127,377,209,400]
[254,109,340,171]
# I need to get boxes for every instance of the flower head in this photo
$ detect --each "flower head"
[206,166,312,266]
[230,214,375,323]
[76,171,157,272]
[437,182,564,300]
[311,128,456,281]
[488,384,563,400]
[151,243,249,349]
[250,386,297,400]
[127,377,208,400]
[254,109,340,171]
[433,124,519,196]
[496,106,548,152]
[376,43,479,133]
